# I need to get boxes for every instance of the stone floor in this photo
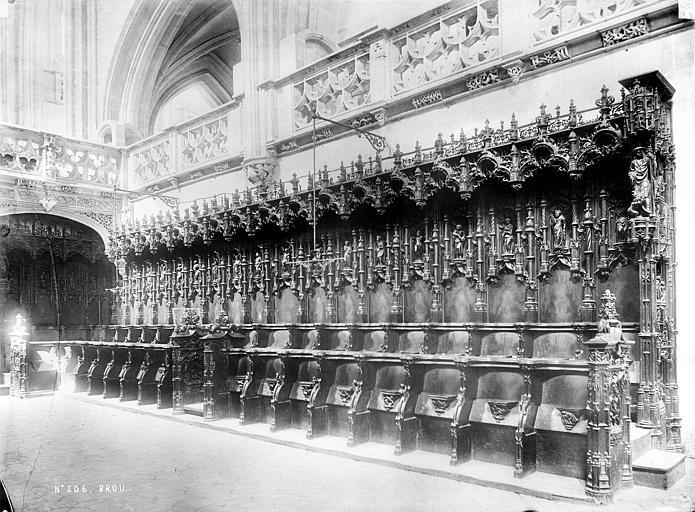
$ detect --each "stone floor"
[0,395,693,512]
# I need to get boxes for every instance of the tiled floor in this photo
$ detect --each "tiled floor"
[0,395,693,512]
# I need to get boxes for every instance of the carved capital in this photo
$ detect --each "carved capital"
[242,156,278,186]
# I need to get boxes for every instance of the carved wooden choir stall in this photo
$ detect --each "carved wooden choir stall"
[36,73,682,502]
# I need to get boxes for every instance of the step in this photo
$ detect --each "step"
[182,402,204,417]
[631,423,654,460]
[633,449,686,489]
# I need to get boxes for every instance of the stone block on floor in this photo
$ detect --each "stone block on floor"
[633,449,687,489]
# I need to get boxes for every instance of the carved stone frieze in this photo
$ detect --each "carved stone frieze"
[601,18,649,46]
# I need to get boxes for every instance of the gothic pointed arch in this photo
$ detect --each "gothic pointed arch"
[103,0,240,138]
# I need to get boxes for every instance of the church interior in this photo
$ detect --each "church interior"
[0,0,694,510]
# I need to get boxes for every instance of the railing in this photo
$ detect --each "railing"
[127,100,243,190]
[0,124,121,188]
[531,0,658,43]
[278,0,671,140]
[390,0,500,95]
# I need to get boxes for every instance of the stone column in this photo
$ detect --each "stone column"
[234,0,279,186]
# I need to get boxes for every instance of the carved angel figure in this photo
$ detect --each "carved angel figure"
[552,208,567,249]
[628,149,654,217]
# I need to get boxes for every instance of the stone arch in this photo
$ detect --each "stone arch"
[103,0,240,137]
[0,207,111,248]
[96,121,144,146]
[148,68,232,134]
[302,31,338,65]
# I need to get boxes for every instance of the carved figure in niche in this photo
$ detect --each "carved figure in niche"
[375,235,386,265]
[656,275,666,304]
[281,246,291,272]
[583,204,595,250]
[39,270,49,290]
[628,148,654,217]
[452,224,465,259]
[254,252,263,277]
[552,208,567,249]
[233,253,241,276]
[616,214,628,242]
[342,240,352,267]
[413,231,425,261]
[500,216,514,254]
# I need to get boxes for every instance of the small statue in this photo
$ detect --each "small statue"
[552,208,567,249]
[500,216,515,254]
[452,224,465,259]
[342,240,352,267]
[413,231,425,261]
[375,235,385,265]
[583,204,595,249]
[616,214,629,242]
[281,246,291,271]
[628,149,654,217]
[254,252,263,277]
[656,275,666,304]
[597,289,620,341]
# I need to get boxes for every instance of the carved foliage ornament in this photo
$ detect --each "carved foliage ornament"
[488,400,518,422]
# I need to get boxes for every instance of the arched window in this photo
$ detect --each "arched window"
[152,82,220,133]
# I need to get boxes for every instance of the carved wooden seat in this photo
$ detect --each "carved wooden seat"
[533,369,588,478]
[91,326,107,342]
[258,357,299,430]
[296,328,319,350]
[397,330,427,353]
[480,332,519,357]
[86,344,108,395]
[73,342,95,392]
[468,367,538,477]
[60,344,81,392]
[236,354,267,425]
[532,332,582,359]
[152,345,172,409]
[103,342,128,398]
[267,329,292,349]
[316,326,352,350]
[367,361,421,454]
[288,360,322,432]
[361,329,394,352]
[325,360,374,444]
[434,330,471,355]
[118,342,144,401]
[415,365,467,458]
